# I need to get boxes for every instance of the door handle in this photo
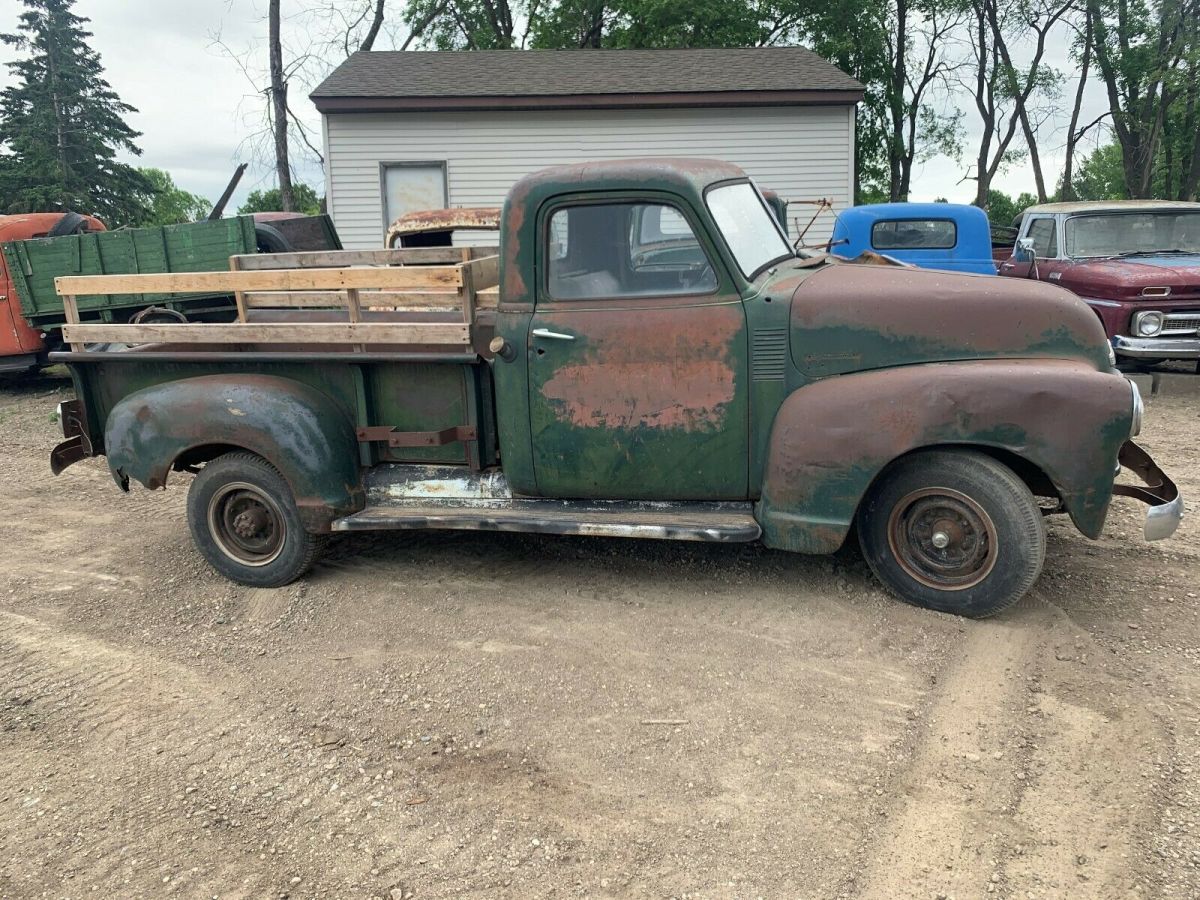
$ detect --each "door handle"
[532,328,575,341]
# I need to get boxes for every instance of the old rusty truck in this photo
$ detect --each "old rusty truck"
[49,159,1181,618]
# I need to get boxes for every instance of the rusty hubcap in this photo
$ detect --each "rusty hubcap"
[208,482,285,567]
[886,487,998,591]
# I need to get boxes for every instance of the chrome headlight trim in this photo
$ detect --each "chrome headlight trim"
[1133,310,1164,337]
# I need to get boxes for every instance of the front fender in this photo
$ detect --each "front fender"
[757,360,1133,553]
[104,374,364,531]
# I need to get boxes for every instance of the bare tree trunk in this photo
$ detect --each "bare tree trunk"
[888,0,908,201]
[1061,13,1093,201]
[269,0,295,211]
[1181,68,1200,199]
[360,0,386,51]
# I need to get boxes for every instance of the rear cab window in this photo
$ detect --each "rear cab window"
[870,219,957,250]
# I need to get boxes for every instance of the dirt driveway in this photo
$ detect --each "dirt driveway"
[1,368,1198,900]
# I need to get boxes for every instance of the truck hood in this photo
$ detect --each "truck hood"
[1056,255,1200,301]
[783,261,1111,378]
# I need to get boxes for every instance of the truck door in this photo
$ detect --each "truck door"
[1000,215,1062,280]
[526,197,749,500]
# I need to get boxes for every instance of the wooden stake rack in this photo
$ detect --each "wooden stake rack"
[55,246,501,351]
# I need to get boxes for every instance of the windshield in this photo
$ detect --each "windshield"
[1064,211,1200,258]
[706,182,793,277]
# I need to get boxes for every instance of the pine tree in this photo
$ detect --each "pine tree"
[0,0,153,225]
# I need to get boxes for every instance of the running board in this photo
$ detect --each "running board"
[332,464,762,542]
[332,502,761,542]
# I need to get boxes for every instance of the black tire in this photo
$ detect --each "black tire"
[856,449,1045,618]
[186,452,324,587]
[48,211,87,237]
[254,223,293,254]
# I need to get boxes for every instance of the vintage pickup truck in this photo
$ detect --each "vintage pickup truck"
[1001,200,1200,368]
[49,159,1181,618]
[829,202,1000,275]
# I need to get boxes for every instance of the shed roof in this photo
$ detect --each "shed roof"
[311,48,864,113]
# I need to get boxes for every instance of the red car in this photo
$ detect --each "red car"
[1000,200,1200,369]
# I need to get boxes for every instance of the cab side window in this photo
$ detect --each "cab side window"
[1026,217,1058,258]
[547,202,717,300]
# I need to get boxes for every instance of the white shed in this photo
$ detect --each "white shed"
[312,48,863,250]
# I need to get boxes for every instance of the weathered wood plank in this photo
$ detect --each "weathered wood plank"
[241,290,494,310]
[61,322,471,345]
[464,255,500,289]
[229,246,498,271]
[56,265,463,296]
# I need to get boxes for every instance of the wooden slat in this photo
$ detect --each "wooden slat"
[61,322,471,345]
[229,246,498,271]
[56,265,463,296]
[241,290,496,310]
[230,254,247,323]
[464,255,500,289]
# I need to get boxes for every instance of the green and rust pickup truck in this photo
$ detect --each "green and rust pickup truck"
[51,159,1181,618]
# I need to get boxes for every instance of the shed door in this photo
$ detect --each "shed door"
[382,163,446,233]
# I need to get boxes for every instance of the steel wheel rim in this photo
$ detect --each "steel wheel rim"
[886,487,998,591]
[207,481,286,567]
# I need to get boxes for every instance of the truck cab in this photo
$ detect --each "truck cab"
[830,203,998,275]
[1000,200,1200,367]
[51,159,1181,619]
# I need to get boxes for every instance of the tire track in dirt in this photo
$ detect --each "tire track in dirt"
[855,598,1164,899]
[0,609,464,897]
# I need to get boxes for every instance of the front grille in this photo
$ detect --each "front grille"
[1163,312,1200,334]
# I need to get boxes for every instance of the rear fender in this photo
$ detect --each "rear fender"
[104,374,363,531]
[757,360,1133,553]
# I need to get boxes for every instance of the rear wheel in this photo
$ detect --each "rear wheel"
[186,452,324,587]
[857,450,1045,618]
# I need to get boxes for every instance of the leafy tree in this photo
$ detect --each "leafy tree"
[238,183,322,216]
[983,188,1039,228]
[1072,141,1139,201]
[0,0,153,225]
[131,168,212,226]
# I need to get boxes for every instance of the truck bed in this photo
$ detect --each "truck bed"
[52,246,503,471]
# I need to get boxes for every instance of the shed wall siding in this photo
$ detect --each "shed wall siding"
[324,105,853,249]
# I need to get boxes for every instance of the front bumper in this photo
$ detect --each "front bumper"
[1113,334,1200,360]
[1113,441,1183,540]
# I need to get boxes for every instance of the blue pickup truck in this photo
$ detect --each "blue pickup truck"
[830,203,1000,275]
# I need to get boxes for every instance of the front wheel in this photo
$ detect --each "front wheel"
[186,452,325,587]
[857,450,1045,618]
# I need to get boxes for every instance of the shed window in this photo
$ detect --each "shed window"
[870,219,957,250]
[546,202,716,300]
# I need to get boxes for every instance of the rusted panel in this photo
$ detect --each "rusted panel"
[385,207,500,249]
[790,263,1112,377]
[527,302,749,500]
[757,360,1135,554]
[102,374,364,531]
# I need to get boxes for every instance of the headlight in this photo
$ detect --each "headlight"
[1129,379,1143,436]
[1134,311,1164,336]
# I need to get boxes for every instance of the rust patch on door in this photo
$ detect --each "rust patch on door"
[538,306,741,431]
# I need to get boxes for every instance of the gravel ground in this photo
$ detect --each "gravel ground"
[0,365,1198,900]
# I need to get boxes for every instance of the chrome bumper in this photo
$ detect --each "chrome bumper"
[1113,334,1200,359]
[1113,441,1183,541]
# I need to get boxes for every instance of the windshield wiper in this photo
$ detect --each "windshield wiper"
[1113,248,1197,257]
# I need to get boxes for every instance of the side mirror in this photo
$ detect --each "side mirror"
[1013,237,1035,262]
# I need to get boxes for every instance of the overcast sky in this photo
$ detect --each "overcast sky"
[0,0,1111,212]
